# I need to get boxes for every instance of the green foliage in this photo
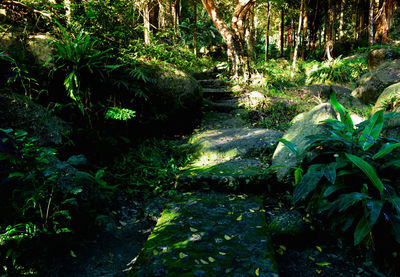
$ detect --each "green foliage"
[245,100,310,131]
[287,94,400,247]
[105,107,136,121]
[50,21,111,112]
[0,128,109,273]
[304,56,368,85]
[126,40,213,73]
[110,139,190,195]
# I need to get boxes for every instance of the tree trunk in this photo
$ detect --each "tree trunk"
[338,0,346,39]
[172,0,179,45]
[201,0,255,78]
[324,0,334,61]
[291,0,304,78]
[301,3,308,60]
[65,0,71,23]
[158,0,166,29]
[280,7,284,57]
[265,1,270,61]
[246,4,255,61]
[193,0,197,56]
[144,3,151,45]
[368,0,374,45]
[374,0,395,43]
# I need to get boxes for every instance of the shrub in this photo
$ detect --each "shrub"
[285,93,400,249]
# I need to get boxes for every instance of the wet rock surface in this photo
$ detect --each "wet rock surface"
[129,193,278,277]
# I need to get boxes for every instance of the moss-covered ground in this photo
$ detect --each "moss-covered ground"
[129,192,278,277]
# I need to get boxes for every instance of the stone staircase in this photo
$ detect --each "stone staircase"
[128,78,282,276]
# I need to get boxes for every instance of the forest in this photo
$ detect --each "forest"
[1,0,400,276]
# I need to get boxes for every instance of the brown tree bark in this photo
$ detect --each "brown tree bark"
[201,0,256,78]
[374,0,395,42]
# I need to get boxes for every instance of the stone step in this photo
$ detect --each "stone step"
[203,98,239,113]
[198,79,229,88]
[128,192,278,277]
[202,88,233,100]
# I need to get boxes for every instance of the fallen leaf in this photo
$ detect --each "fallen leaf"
[208,257,215,262]
[316,246,322,252]
[153,250,158,256]
[236,215,242,221]
[111,211,118,215]
[316,261,331,266]
[70,250,77,258]
[249,209,255,213]
[255,268,260,276]
[200,259,209,265]
[179,252,188,259]
[279,245,287,251]
[316,269,322,274]
[190,227,198,232]
[224,235,231,240]
[219,252,226,256]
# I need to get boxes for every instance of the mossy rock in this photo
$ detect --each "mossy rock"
[129,192,278,277]
[351,60,400,104]
[272,103,337,181]
[268,210,305,237]
[372,82,400,140]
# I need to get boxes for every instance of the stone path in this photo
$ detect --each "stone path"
[129,79,282,276]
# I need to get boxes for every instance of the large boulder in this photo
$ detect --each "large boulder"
[272,103,337,181]
[372,82,400,140]
[27,34,54,68]
[368,48,400,70]
[351,60,400,105]
[149,65,202,130]
[0,92,70,145]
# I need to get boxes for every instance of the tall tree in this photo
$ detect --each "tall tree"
[338,0,346,39]
[265,1,271,61]
[193,0,198,56]
[374,0,396,42]
[201,0,256,78]
[291,0,304,78]
[368,0,374,45]
[280,6,284,57]
[172,0,179,45]
[143,2,151,45]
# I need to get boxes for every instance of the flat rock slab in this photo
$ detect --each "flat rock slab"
[186,128,282,170]
[129,192,278,277]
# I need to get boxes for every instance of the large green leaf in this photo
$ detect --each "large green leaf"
[359,110,384,151]
[332,192,370,213]
[372,142,400,160]
[278,138,300,157]
[365,200,383,228]
[330,93,354,130]
[345,154,384,193]
[323,162,337,184]
[354,215,372,245]
[292,168,324,204]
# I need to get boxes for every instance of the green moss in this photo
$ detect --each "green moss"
[129,193,278,276]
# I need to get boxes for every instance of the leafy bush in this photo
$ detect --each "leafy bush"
[304,56,368,85]
[287,94,400,249]
[0,128,109,274]
[110,139,190,195]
